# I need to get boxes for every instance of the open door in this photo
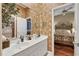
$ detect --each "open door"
[52,3,75,56]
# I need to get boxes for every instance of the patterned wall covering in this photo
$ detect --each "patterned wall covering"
[17,3,64,51]
[16,5,30,18]
[28,3,64,51]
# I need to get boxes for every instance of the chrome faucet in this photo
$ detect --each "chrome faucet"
[20,35,24,42]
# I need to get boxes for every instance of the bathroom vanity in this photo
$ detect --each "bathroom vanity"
[2,35,48,56]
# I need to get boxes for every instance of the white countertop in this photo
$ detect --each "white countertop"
[2,35,48,56]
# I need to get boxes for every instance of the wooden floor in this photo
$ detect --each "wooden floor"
[54,44,74,56]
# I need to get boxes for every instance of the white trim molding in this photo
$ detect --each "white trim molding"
[0,3,2,56]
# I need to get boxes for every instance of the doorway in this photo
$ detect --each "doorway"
[52,3,75,56]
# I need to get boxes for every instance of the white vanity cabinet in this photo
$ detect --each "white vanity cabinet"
[3,35,48,56]
[14,39,47,56]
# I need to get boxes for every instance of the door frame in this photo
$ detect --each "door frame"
[0,3,2,56]
[52,3,75,56]
[74,4,79,56]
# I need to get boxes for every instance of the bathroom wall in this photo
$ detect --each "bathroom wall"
[28,3,64,51]
[16,3,64,51]
[0,3,2,55]
[16,5,29,18]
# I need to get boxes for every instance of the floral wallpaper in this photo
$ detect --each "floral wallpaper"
[17,3,64,51]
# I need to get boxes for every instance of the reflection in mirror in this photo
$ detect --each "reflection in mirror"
[2,15,16,49]
[2,16,15,38]
[2,15,28,49]
[2,3,18,49]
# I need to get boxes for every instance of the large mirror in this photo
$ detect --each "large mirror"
[2,3,32,49]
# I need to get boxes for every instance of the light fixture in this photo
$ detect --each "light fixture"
[62,10,67,16]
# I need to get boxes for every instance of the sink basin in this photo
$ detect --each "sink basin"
[10,39,30,49]
[10,36,38,49]
[18,42,30,47]
[10,42,30,49]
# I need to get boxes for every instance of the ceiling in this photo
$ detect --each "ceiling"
[17,3,37,8]
[54,3,74,16]
[17,3,64,15]
[54,3,74,27]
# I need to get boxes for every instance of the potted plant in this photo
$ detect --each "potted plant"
[2,3,18,28]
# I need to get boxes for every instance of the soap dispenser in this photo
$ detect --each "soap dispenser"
[20,35,24,42]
